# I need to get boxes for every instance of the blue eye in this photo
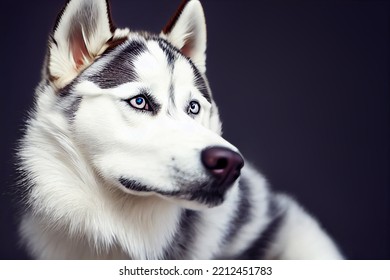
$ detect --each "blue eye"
[188,101,200,115]
[129,95,151,111]
[135,97,144,105]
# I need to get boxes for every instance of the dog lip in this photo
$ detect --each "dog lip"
[119,177,229,207]
[119,177,181,196]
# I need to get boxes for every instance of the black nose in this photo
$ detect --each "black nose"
[201,146,244,188]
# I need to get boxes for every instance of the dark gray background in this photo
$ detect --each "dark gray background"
[0,0,388,259]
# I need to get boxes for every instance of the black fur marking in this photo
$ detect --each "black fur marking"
[235,196,285,259]
[55,80,82,120]
[191,63,211,103]
[224,177,251,245]
[119,177,229,207]
[88,40,147,89]
[167,84,177,117]
[104,0,117,33]
[119,178,180,196]
[57,72,76,97]
[185,184,226,207]
[162,209,200,259]
[157,39,177,114]
[157,39,177,67]
[169,84,175,105]
[52,0,72,33]
[153,37,212,103]
[64,96,82,121]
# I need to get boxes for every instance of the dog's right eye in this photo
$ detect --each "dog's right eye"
[188,100,200,115]
[128,95,151,111]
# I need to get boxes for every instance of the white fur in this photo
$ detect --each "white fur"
[264,194,343,259]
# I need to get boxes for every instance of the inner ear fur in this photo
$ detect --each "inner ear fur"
[47,0,129,89]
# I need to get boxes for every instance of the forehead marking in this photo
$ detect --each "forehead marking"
[88,40,147,89]
[66,36,211,109]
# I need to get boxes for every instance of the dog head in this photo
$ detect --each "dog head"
[45,0,244,208]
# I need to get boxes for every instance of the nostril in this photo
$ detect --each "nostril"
[215,158,228,170]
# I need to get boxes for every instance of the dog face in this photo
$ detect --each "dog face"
[46,0,244,208]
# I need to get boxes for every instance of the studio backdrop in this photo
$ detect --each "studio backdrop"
[0,0,388,259]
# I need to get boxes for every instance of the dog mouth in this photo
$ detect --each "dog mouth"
[118,177,231,207]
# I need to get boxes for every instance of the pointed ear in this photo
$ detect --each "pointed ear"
[48,0,121,88]
[160,0,207,73]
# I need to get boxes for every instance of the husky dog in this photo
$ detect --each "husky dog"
[17,0,343,259]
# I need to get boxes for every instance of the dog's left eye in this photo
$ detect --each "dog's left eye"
[128,96,151,111]
[188,101,200,115]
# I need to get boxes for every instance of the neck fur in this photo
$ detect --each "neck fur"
[19,89,181,259]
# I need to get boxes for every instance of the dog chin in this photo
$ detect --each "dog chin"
[166,197,221,210]
[167,191,228,210]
